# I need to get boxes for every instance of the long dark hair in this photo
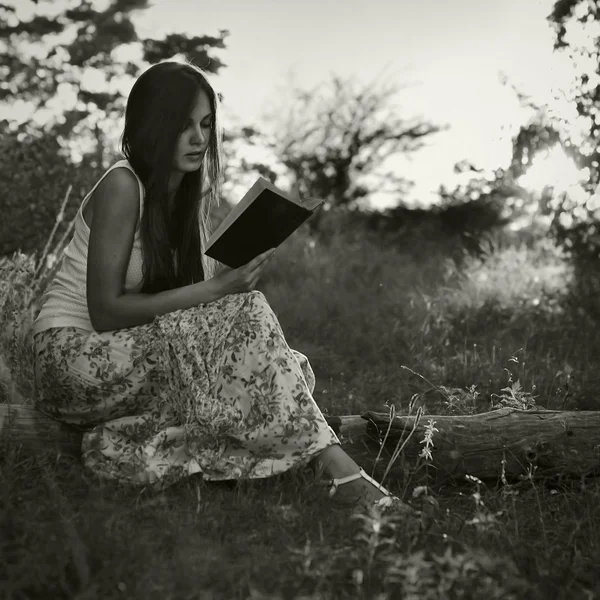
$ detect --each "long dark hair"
[120,60,223,293]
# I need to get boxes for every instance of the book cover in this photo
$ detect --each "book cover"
[204,178,322,268]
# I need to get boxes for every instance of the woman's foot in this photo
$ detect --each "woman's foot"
[313,445,414,512]
[326,469,389,507]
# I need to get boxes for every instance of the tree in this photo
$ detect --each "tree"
[542,2,600,266]
[435,113,562,246]
[239,74,443,230]
[503,1,600,191]
[434,2,600,255]
[547,0,600,187]
[0,0,229,256]
[0,122,105,256]
[500,0,600,317]
[0,0,228,166]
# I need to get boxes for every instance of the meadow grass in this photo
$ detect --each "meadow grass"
[1,223,600,599]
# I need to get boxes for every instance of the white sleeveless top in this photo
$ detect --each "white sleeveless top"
[33,160,145,334]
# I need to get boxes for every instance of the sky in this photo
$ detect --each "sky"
[131,0,586,207]
[7,0,586,208]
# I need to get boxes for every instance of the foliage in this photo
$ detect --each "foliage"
[0,252,36,404]
[2,6,600,593]
[433,111,566,251]
[9,444,598,599]
[537,1,600,312]
[238,74,443,229]
[0,175,81,403]
[547,183,600,317]
[0,0,228,162]
[319,197,507,264]
[437,1,600,279]
[2,225,600,597]
[0,0,231,258]
[548,0,600,185]
[477,2,600,314]
[0,121,107,257]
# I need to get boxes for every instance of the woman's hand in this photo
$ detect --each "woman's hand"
[211,249,275,295]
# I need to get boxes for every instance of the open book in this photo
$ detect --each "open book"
[204,177,323,268]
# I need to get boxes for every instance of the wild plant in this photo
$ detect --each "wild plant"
[520,464,549,553]
[461,474,505,537]
[490,354,538,410]
[0,186,74,403]
[374,398,424,489]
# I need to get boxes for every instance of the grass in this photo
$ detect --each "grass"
[2,219,600,599]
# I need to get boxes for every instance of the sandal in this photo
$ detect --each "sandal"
[323,468,415,513]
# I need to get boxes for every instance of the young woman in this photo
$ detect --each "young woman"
[32,60,409,512]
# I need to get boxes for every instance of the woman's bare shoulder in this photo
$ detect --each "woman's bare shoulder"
[99,166,139,201]
[84,166,139,227]
[89,166,140,227]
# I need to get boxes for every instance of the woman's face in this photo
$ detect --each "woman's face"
[172,88,213,174]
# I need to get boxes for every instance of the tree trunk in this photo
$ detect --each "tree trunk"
[0,403,81,457]
[328,409,600,484]
[2,403,600,484]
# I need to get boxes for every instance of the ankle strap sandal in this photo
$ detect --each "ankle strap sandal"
[324,468,400,510]
[325,468,389,496]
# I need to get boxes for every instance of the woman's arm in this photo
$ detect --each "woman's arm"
[86,168,223,332]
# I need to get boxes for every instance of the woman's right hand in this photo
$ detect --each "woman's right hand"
[212,249,276,295]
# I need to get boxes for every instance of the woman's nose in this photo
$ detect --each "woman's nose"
[192,125,206,144]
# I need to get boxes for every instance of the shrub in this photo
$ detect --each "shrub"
[0,123,105,257]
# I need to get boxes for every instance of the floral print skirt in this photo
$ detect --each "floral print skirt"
[33,291,339,490]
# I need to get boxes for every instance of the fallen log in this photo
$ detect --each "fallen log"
[329,409,600,484]
[2,403,600,483]
[0,403,82,457]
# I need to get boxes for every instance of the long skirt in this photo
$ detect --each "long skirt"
[33,291,339,490]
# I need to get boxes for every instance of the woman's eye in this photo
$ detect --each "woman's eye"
[186,121,212,131]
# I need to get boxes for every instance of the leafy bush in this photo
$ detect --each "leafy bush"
[547,190,600,320]
[0,123,105,257]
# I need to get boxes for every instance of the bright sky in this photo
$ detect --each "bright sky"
[6,0,586,208]
[132,0,579,207]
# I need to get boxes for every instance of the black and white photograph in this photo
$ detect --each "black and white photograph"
[1,0,599,598]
